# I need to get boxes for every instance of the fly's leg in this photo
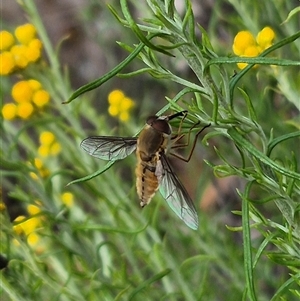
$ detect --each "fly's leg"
[170,123,210,162]
[168,110,188,141]
[166,110,210,162]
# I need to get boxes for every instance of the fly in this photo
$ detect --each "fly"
[80,110,209,230]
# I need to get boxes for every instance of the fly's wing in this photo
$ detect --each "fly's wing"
[80,136,137,161]
[159,154,199,230]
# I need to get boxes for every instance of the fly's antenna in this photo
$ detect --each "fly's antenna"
[166,110,188,121]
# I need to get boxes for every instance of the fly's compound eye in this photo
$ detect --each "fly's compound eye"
[146,116,158,125]
[146,115,171,134]
[152,120,171,135]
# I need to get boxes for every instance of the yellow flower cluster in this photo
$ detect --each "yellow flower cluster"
[28,132,61,180]
[108,90,135,122]
[13,203,43,247]
[232,26,275,69]
[38,131,61,157]
[12,192,74,249]
[0,23,43,75]
[29,158,50,180]
[12,191,74,250]
[2,79,50,120]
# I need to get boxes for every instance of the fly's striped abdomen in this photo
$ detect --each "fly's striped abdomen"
[135,154,160,207]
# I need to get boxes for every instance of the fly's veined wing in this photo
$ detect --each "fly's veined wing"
[159,154,199,230]
[80,136,137,161]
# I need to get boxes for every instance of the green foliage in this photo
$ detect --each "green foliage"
[1,0,299,300]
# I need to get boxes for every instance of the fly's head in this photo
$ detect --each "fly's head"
[146,110,188,136]
[146,115,172,136]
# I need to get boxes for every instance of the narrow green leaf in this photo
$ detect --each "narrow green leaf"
[118,68,154,78]
[0,157,30,172]
[270,272,300,301]
[253,234,275,268]
[228,127,300,180]
[66,161,115,186]
[208,57,300,67]
[197,24,215,52]
[75,222,148,234]
[182,0,195,42]
[64,42,145,103]
[242,182,257,301]
[128,269,172,300]
[281,7,300,24]
[267,131,300,156]
[107,4,127,25]
[237,88,257,122]
[120,0,174,56]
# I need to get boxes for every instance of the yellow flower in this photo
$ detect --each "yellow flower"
[27,204,41,215]
[107,90,135,122]
[238,45,260,69]
[108,90,125,105]
[13,205,41,235]
[26,39,42,62]
[2,103,17,120]
[13,203,43,247]
[108,105,119,116]
[119,111,130,122]
[49,142,61,155]
[16,102,34,119]
[6,80,51,120]
[233,31,256,56]
[14,216,40,236]
[233,27,275,69]
[38,132,61,157]
[12,80,34,103]
[29,158,50,179]
[38,145,50,157]
[28,79,42,91]
[0,51,15,75]
[61,192,74,207]
[10,44,30,68]
[13,216,26,235]
[28,38,42,51]
[120,97,135,111]
[29,172,38,180]
[25,46,40,63]
[32,90,50,107]
[0,30,15,50]
[39,131,55,146]
[244,45,260,57]
[15,23,37,45]
[27,232,40,246]
[256,26,275,49]
[33,158,43,170]
[237,62,247,70]
[24,217,40,235]
[1,24,42,74]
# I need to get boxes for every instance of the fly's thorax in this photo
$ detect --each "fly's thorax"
[137,116,172,159]
[137,124,170,160]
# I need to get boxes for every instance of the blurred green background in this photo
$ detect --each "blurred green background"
[1,0,299,300]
